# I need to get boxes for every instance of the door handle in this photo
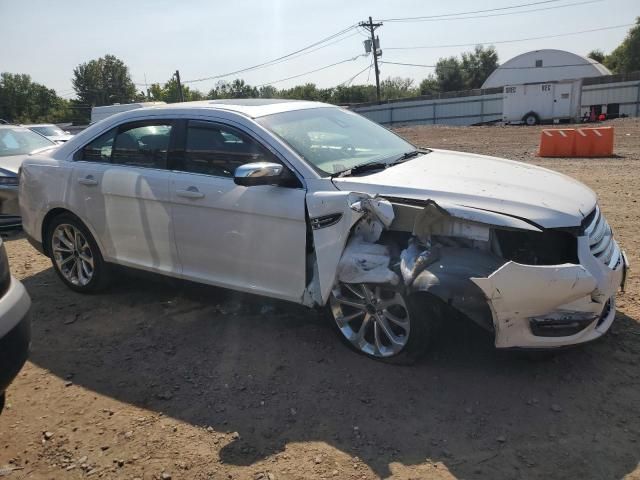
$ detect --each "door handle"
[78,175,98,186]
[176,187,205,199]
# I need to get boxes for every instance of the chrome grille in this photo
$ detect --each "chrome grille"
[585,206,620,269]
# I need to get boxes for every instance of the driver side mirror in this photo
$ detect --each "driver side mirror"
[234,162,284,187]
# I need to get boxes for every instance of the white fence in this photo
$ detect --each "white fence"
[353,73,640,127]
[353,91,503,126]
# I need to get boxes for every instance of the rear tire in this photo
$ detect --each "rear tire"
[328,283,442,365]
[45,213,111,293]
[523,112,539,126]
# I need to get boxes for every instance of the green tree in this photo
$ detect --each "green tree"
[587,49,606,64]
[279,83,321,101]
[258,85,279,98]
[149,77,205,103]
[380,77,418,100]
[435,57,465,92]
[72,54,137,106]
[331,85,376,104]
[461,45,499,89]
[418,75,440,96]
[604,18,640,73]
[227,79,258,98]
[0,72,70,123]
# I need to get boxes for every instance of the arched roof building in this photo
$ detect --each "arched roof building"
[482,49,611,89]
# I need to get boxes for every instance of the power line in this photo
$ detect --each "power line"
[376,0,603,23]
[377,0,561,21]
[257,54,367,87]
[134,31,361,88]
[386,23,633,50]
[339,61,374,87]
[179,24,358,85]
[380,60,614,70]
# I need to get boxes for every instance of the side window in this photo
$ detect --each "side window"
[77,129,116,162]
[182,121,278,177]
[112,122,173,169]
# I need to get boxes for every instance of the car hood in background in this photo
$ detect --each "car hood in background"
[47,134,74,143]
[332,149,596,229]
[0,146,59,175]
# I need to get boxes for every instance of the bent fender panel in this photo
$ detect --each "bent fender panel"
[305,191,397,305]
[305,191,364,304]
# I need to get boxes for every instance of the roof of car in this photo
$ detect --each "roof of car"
[147,98,335,118]
[21,123,56,127]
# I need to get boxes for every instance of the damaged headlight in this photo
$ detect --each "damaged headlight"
[494,229,578,265]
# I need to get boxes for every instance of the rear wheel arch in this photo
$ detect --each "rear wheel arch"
[41,209,104,259]
[42,208,78,256]
[45,212,112,292]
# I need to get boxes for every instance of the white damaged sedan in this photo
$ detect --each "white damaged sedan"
[18,100,628,363]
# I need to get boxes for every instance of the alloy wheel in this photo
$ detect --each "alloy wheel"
[330,283,410,357]
[51,224,94,286]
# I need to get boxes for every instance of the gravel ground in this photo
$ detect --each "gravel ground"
[0,119,638,480]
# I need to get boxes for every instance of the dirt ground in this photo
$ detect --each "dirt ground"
[1,119,639,480]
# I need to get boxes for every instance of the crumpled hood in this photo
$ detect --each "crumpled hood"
[332,149,597,229]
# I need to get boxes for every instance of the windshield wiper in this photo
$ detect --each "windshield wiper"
[331,161,388,178]
[331,149,430,178]
[390,148,431,165]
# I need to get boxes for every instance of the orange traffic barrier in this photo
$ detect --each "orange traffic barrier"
[538,129,576,157]
[574,127,614,157]
[538,126,614,158]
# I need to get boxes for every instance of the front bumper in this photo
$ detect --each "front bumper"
[472,236,628,349]
[0,277,31,395]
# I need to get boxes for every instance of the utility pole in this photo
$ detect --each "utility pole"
[175,70,185,102]
[360,16,383,102]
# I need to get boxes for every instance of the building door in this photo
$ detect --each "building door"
[553,83,573,119]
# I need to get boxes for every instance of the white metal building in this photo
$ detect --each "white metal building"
[481,49,611,89]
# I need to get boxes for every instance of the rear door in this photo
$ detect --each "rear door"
[70,120,179,273]
[553,82,573,119]
[168,119,308,302]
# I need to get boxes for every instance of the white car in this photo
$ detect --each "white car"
[0,236,31,412]
[18,100,628,363]
[0,125,58,229]
[23,124,74,143]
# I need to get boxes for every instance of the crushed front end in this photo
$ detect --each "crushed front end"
[471,205,628,348]
[305,190,627,350]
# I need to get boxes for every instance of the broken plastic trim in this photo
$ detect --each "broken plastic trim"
[335,195,399,285]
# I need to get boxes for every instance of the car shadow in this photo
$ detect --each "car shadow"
[23,266,640,479]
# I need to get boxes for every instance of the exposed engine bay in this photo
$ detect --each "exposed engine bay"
[305,192,627,349]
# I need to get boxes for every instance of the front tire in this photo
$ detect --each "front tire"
[329,283,440,365]
[46,214,111,293]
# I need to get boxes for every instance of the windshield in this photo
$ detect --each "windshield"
[257,107,416,175]
[31,125,66,137]
[0,127,56,157]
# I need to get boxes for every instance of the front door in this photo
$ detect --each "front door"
[70,120,178,273]
[169,120,307,302]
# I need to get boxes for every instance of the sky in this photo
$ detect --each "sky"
[0,0,638,98]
